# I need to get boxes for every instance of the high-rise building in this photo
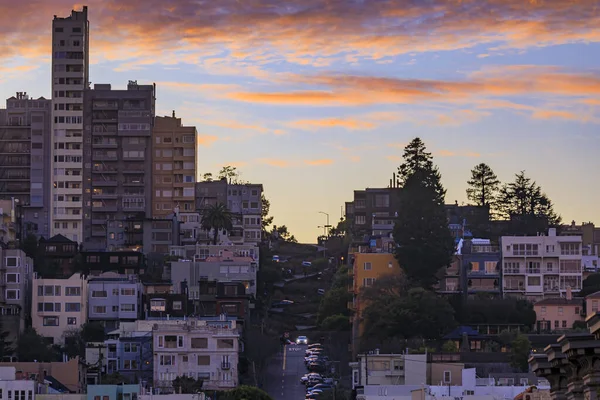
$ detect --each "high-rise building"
[152,113,198,217]
[82,82,156,251]
[0,93,52,239]
[50,6,90,243]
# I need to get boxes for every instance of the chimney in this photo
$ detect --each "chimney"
[566,287,572,300]
[393,173,396,187]
[172,110,175,118]
[548,228,556,237]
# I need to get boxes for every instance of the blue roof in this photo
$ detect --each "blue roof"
[443,326,481,340]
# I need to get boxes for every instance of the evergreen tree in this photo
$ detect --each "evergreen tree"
[496,171,561,230]
[0,318,13,360]
[393,138,454,288]
[466,163,500,208]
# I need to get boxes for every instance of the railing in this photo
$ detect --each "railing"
[221,362,231,370]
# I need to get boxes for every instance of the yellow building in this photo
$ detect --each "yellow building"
[349,247,401,357]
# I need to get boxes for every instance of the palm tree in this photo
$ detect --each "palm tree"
[201,203,233,245]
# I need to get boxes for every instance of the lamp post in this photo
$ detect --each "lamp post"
[318,211,331,237]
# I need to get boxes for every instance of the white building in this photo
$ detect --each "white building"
[50,6,89,242]
[152,318,239,393]
[32,273,88,344]
[0,366,39,399]
[501,228,583,302]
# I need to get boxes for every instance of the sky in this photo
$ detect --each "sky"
[1,0,599,243]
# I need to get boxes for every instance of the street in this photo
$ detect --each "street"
[264,344,308,400]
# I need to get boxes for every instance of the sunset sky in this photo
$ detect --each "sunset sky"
[1,0,598,242]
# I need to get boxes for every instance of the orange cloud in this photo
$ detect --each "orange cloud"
[387,143,406,148]
[304,159,334,166]
[290,118,376,131]
[386,155,402,162]
[197,134,219,146]
[437,150,481,157]
[258,158,289,168]
[437,150,456,157]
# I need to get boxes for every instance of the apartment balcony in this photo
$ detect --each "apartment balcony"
[504,286,525,292]
[54,214,83,221]
[92,192,118,200]
[123,204,145,212]
[372,223,394,230]
[93,155,118,162]
[543,286,560,293]
[92,141,118,149]
[468,270,500,277]
[92,167,118,174]
[107,351,117,358]
[122,166,145,173]
[93,101,119,110]
[91,219,106,225]
[92,204,118,213]
[92,179,118,187]
[221,362,231,370]
[503,268,525,275]
[123,180,144,186]
[472,245,500,253]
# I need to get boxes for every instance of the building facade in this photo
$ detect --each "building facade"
[0,93,52,239]
[82,81,156,251]
[0,248,33,349]
[87,273,142,331]
[457,238,501,297]
[32,273,87,344]
[152,319,239,392]
[345,186,403,240]
[37,234,79,278]
[50,6,90,242]
[104,326,153,386]
[152,113,198,218]
[533,290,584,332]
[501,228,583,301]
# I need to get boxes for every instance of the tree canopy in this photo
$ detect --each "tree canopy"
[220,385,274,400]
[172,376,203,394]
[201,203,234,245]
[360,275,456,343]
[393,138,454,288]
[466,163,500,209]
[496,171,561,229]
[17,328,57,362]
[0,318,13,360]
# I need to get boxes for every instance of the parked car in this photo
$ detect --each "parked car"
[273,255,280,262]
[307,361,326,373]
[302,261,312,267]
[300,373,322,385]
[317,289,325,295]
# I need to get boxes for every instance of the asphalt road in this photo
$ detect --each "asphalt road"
[264,344,308,400]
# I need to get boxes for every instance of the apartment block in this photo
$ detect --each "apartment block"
[80,251,146,276]
[195,179,263,245]
[152,113,198,217]
[533,289,584,332]
[0,248,33,348]
[37,234,79,278]
[447,238,501,297]
[82,81,156,251]
[104,322,153,385]
[170,244,259,297]
[0,93,52,239]
[87,272,142,331]
[152,318,239,392]
[344,186,402,240]
[32,273,87,344]
[50,6,90,242]
[501,228,583,302]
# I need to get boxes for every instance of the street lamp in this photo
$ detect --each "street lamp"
[318,211,331,237]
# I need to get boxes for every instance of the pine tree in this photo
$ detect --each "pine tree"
[393,138,455,288]
[466,163,500,208]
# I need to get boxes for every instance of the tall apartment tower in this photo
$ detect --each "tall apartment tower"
[0,93,52,239]
[82,82,156,251]
[50,6,90,243]
[152,113,198,217]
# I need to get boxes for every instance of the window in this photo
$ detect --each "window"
[173,301,182,310]
[197,355,210,365]
[443,370,452,383]
[575,307,580,315]
[93,306,106,314]
[124,343,138,353]
[363,262,372,271]
[65,303,81,312]
[43,317,59,326]
[67,317,77,325]
[6,289,19,300]
[217,339,234,349]
[92,290,107,298]
[593,301,598,312]
[121,288,136,296]
[5,273,19,283]
[363,278,375,287]
[5,257,19,267]
[121,304,135,312]
[558,307,564,315]
[527,276,541,286]
[160,355,175,365]
[355,215,366,225]
[191,337,208,348]
[540,306,546,314]
[555,320,559,328]
[562,320,567,328]
[123,360,139,370]
[560,243,580,255]
[151,299,167,312]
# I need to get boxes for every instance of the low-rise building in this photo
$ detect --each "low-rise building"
[80,252,145,276]
[0,248,33,350]
[0,366,38,398]
[0,357,86,393]
[32,273,87,344]
[533,289,584,332]
[501,228,583,302]
[152,318,239,392]
[37,235,79,278]
[87,273,142,331]
[87,384,140,400]
[143,293,188,319]
[585,290,600,318]
[458,238,501,297]
[104,323,153,386]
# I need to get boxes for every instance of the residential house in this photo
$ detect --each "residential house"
[0,366,38,399]
[456,238,501,298]
[348,238,401,358]
[143,293,188,319]
[104,323,153,386]
[152,318,239,392]
[170,246,258,297]
[87,384,140,400]
[501,228,583,302]
[344,184,403,240]
[585,291,600,318]
[194,179,263,245]
[350,352,429,388]
[0,357,87,393]
[0,248,33,347]
[87,272,142,331]
[80,252,145,276]
[141,282,172,296]
[534,289,584,332]
[37,235,79,278]
[32,273,87,344]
